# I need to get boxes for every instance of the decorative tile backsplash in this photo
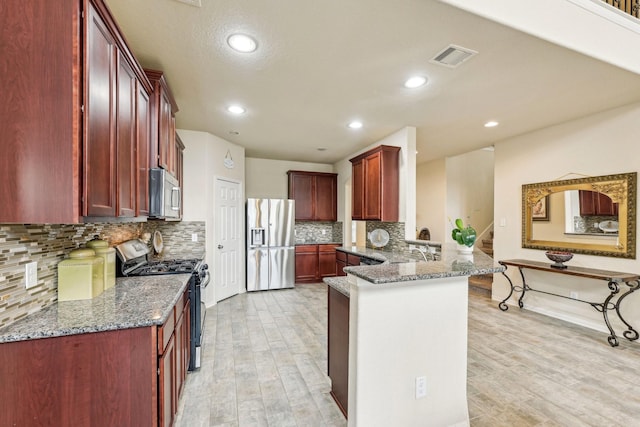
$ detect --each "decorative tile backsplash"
[0,221,205,330]
[365,222,407,252]
[294,222,343,244]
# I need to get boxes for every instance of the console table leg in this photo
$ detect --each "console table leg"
[617,280,640,342]
[602,281,621,347]
[517,267,527,309]
[498,269,514,311]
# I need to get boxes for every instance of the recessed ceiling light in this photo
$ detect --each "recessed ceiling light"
[404,76,427,88]
[317,147,327,152]
[229,131,239,135]
[227,105,246,114]
[348,121,363,129]
[484,121,499,128]
[227,34,257,53]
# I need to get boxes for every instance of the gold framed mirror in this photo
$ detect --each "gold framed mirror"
[522,172,637,258]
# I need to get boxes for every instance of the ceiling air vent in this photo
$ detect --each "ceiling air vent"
[430,45,477,68]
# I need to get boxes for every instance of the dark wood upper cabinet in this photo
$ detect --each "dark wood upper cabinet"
[579,190,618,216]
[84,3,117,217]
[0,0,152,223]
[116,51,137,217]
[137,84,151,217]
[146,69,179,177]
[287,171,338,221]
[350,145,400,222]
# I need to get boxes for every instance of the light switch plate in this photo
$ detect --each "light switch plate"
[192,233,198,242]
[25,261,38,289]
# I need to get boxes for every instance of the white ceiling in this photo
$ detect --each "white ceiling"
[105,0,640,164]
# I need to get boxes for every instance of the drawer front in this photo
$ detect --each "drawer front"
[347,254,361,266]
[295,245,318,254]
[319,244,339,253]
[158,308,175,355]
[336,250,347,262]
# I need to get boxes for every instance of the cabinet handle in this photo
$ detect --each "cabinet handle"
[217,245,224,249]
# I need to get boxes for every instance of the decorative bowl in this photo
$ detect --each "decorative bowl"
[545,251,573,269]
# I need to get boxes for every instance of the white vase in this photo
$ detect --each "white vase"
[457,244,473,254]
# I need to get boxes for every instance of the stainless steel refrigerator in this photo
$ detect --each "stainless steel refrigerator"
[246,198,295,291]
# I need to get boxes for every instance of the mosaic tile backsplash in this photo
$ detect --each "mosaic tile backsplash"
[0,221,205,329]
[366,222,408,252]
[294,222,343,244]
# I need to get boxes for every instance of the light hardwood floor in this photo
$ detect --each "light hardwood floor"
[175,283,640,427]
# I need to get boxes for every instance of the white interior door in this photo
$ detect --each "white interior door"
[215,178,241,302]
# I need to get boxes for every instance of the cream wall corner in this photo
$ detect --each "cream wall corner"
[179,129,245,307]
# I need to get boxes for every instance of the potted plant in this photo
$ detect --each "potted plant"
[451,218,477,253]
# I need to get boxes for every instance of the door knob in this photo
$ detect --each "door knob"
[217,244,224,249]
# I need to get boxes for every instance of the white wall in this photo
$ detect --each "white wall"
[416,149,493,243]
[335,126,417,242]
[493,102,640,333]
[446,149,495,241]
[245,158,334,199]
[416,158,446,242]
[179,129,245,307]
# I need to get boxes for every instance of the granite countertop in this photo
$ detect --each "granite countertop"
[324,276,351,297]
[343,243,505,285]
[336,246,422,263]
[0,274,191,344]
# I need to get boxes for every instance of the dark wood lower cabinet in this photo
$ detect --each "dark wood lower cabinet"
[0,288,190,427]
[335,250,361,276]
[296,244,339,283]
[0,328,157,426]
[328,286,350,418]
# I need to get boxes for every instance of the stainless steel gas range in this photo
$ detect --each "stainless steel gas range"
[115,239,210,370]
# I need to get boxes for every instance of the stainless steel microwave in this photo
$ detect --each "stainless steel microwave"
[149,168,181,219]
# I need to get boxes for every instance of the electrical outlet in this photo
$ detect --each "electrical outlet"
[415,376,427,399]
[191,233,198,242]
[322,229,326,235]
[570,291,579,299]
[25,261,38,289]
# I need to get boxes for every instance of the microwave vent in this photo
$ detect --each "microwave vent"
[430,45,477,68]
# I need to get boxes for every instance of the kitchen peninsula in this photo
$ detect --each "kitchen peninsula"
[325,244,504,427]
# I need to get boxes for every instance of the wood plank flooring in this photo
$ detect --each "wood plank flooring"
[175,283,640,426]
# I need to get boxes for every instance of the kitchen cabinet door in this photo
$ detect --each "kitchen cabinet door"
[146,69,179,177]
[176,134,185,218]
[319,244,339,278]
[295,245,318,283]
[116,52,137,217]
[315,174,338,221]
[158,333,176,427]
[84,2,117,217]
[351,161,364,220]
[288,172,316,220]
[137,84,151,216]
[363,152,381,220]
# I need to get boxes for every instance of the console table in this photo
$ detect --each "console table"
[498,259,640,347]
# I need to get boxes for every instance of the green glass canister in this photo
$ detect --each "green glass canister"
[57,248,104,301]
[86,236,116,290]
